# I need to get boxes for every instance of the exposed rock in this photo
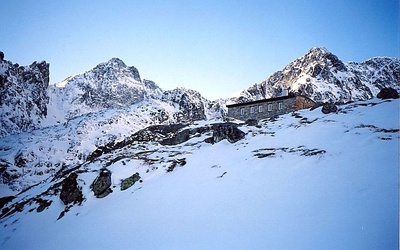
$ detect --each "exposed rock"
[0,58,50,137]
[211,123,245,143]
[321,103,338,114]
[245,119,258,126]
[0,196,15,209]
[91,168,112,198]
[59,173,83,205]
[166,158,187,172]
[377,87,399,99]
[35,198,52,212]
[120,172,141,191]
[232,47,400,103]
[162,88,207,123]
[161,129,191,146]
[0,51,4,61]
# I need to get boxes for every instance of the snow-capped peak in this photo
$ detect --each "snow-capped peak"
[233,47,399,104]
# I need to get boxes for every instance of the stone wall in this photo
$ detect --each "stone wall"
[227,96,315,121]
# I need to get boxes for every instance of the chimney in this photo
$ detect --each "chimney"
[281,87,288,96]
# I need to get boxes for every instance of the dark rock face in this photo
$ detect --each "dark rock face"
[120,172,141,191]
[59,173,83,205]
[0,58,50,137]
[211,123,245,143]
[377,87,399,99]
[91,168,112,198]
[0,51,4,61]
[0,196,15,209]
[321,103,338,114]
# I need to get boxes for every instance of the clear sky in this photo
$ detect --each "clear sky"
[1,0,398,100]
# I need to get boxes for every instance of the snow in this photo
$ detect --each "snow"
[0,98,398,249]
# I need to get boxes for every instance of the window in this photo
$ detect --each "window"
[278,102,283,110]
[250,107,255,113]
[258,105,263,112]
[240,108,245,115]
[267,104,273,111]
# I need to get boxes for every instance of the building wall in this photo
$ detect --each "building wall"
[227,96,315,121]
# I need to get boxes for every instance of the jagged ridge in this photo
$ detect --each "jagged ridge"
[235,47,400,103]
[0,55,49,137]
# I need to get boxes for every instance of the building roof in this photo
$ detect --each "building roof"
[226,95,296,108]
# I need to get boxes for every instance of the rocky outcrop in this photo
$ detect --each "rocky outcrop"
[377,87,399,99]
[0,53,50,137]
[59,173,83,205]
[91,168,112,198]
[210,123,245,143]
[321,103,338,114]
[162,88,207,123]
[120,172,141,191]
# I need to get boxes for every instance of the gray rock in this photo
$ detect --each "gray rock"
[91,168,112,198]
[211,123,245,143]
[60,173,83,205]
[120,172,141,191]
[321,103,338,114]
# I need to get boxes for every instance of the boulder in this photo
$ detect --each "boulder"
[91,168,112,198]
[60,173,83,205]
[377,87,399,99]
[211,123,245,143]
[321,103,338,114]
[120,172,141,191]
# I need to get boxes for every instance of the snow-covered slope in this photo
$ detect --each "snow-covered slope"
[0,56,49,137]
[235,47,400,103]
[1,98,398,249]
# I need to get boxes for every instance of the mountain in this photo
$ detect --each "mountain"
[234,47,400,104]
[0,57,224,138]
[45,58,163,123]
[44,58,224,126]
[0,54,49,137]
[1,98,398,249]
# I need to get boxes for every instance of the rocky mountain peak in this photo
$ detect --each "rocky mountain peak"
[234,47,399,104]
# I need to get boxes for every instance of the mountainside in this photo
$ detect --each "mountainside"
[1,98,398,249]
[234,47,400,104]
[0,54,49,137]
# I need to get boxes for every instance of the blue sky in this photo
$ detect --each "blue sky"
[2,0,398,100]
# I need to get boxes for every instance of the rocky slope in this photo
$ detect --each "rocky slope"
[234,47,400,103]
[0,53,49,137]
